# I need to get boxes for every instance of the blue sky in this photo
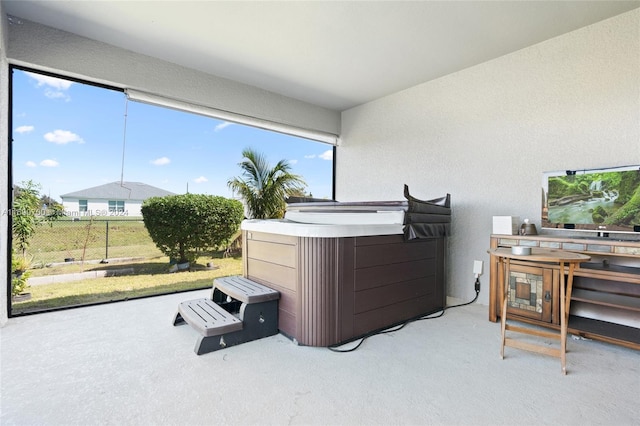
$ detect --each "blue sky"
[12,69,334,201]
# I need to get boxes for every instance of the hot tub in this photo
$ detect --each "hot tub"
[241,195,450,347]
[284,200,407,226]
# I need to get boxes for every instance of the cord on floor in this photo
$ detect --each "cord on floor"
[327,281,480,353]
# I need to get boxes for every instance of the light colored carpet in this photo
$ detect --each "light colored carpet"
[1,290,638,425]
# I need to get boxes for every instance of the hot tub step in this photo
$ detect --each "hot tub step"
[173,276,280,355]
[212,275,280,304]
[175,298,243,337]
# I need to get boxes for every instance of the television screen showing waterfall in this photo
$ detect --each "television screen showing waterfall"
[541,165,640,234]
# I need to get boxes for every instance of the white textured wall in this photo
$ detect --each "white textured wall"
[338,10,640,305]
[7,18,340,136]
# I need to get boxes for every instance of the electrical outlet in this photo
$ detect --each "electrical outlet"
[473,260,483,276]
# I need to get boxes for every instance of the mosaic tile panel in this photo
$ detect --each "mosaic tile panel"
[586,244,614,253]
[508,270,543,313]
[562,242,586,251]
[519,240,538,247]
[540,241,562,249]
[614,246,640,256]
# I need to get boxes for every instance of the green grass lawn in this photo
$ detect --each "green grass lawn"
[12,253,243,314]
[12,218,244,314]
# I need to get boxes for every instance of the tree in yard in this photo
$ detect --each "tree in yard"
[40,193,64,212]
[12,180,63,257]
[227,147,306,219]
[141,193,244,265]
[12,180,43,257]
[11,180,63,296]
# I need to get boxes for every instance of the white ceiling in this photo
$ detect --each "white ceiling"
[3,1,639,111]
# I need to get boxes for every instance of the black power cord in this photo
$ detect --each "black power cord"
[328,278,481,353]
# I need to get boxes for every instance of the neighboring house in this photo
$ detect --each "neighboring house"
[60,181,176,217]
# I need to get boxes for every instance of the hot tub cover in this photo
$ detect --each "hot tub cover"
[279,185,451,240]
[403,185,451,240]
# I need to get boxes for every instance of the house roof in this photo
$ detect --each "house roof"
[60,181,176,201]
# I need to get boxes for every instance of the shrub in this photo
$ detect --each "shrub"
[141,194,244,264]
[11,252,31,296]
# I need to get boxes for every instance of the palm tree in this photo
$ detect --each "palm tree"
[228,148,306,219]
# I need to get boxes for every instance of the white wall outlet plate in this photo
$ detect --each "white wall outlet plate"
[473,260,483,276]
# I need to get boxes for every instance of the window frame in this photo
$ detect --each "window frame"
[7,64,337,317]
[108,200,125,213]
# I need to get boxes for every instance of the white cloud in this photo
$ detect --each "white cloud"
[214,122,234,132]
[151,157,171,166]
[25,161,37,167]
[44,129,84,145]
[40,159,59,167]
[319,150,333,160]
[194,176,208,183]
[26,72,73,101]
[305,151,333,160]
[44,89,70,101]
[26,72,73,90]
[289,159,298,165]
[15,125,34,134]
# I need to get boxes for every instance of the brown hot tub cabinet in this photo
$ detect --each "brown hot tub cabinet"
[241,189,451,347]
[242,225,447,347]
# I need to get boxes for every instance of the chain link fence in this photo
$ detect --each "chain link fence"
[15,217,163,270]
[11,215,244,314]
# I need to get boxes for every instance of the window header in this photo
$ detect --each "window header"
[125,89,339,145]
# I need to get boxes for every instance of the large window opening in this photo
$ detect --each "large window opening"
[9,66,334,316]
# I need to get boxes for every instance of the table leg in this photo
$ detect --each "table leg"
[563,262,577,371]
[565,262,576,325]
[500,257,509,359]
[559,261,567,375]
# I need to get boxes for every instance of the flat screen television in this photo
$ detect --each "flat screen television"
[541,165,640,235]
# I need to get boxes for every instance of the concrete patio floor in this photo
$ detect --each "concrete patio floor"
[1,289,638,425]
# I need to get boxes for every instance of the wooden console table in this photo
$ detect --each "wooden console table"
[489,234,640,351]
[488,247,590,374]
